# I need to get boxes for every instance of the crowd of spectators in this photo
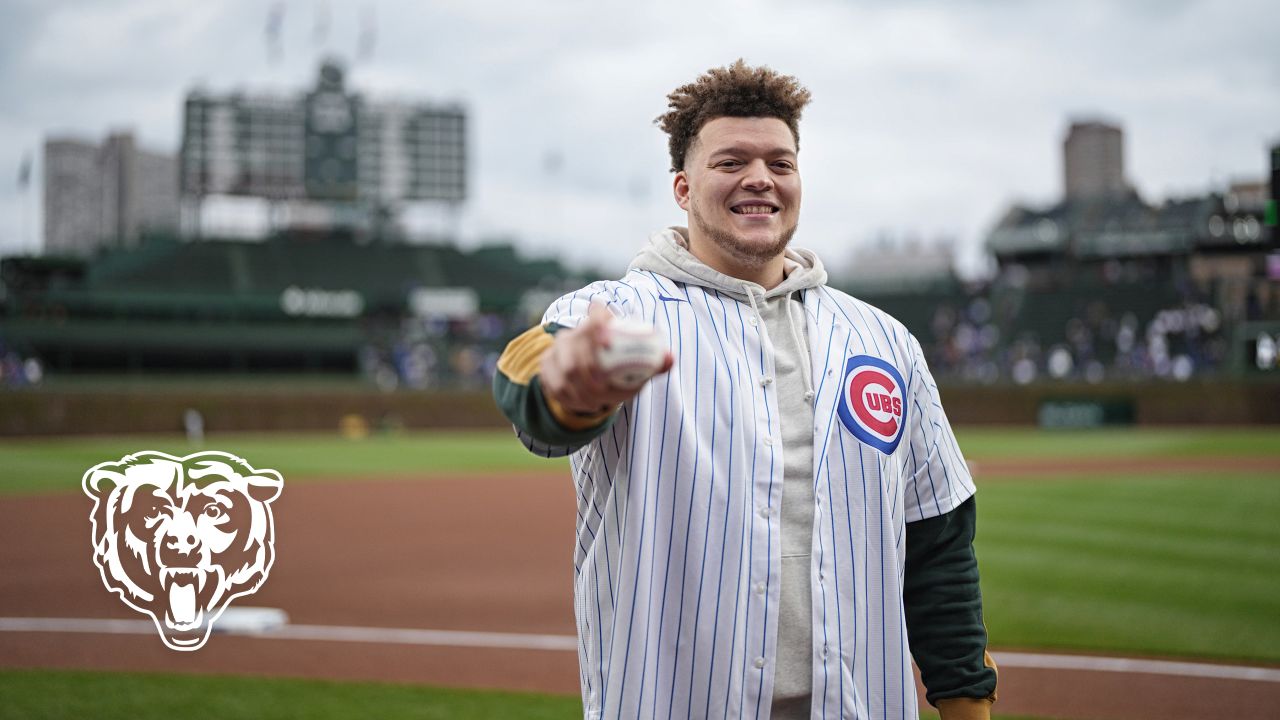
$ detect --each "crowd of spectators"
[9,266,1274,391]
[0,340,43,389]
[360,275,1247,392]
[359,312,509,391]
[923,269,1235,385]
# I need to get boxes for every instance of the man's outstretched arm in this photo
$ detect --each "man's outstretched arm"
[904,494,998,720]
[493,302,672,449]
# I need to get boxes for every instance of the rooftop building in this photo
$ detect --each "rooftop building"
[1063,120,1128,202]
[43,132,178,257]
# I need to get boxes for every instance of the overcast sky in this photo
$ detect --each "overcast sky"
[1,0,1277,279]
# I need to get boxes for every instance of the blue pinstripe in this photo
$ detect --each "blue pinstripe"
[649,292,684,718]
[525,269,973,719]
[725,301,759,720]
[625,328,675,719]
[813,325,851,718]
[703,290,750,720]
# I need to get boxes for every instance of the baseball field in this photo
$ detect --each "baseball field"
[1,426,1277,719]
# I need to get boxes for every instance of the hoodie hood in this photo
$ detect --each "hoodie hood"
[628,227,827,302]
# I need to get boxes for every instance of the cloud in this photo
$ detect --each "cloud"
[1,0,1277,281]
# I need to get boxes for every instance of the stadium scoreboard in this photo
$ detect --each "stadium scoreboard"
[180,62,465,204]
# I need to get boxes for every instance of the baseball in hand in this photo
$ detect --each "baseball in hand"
[597,319,668,390]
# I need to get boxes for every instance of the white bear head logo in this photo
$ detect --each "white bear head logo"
[83,451,283,651]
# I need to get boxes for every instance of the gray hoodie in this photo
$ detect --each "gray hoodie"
[629,227,826,718]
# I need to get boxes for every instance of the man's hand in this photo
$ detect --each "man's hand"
[540,302,675,416]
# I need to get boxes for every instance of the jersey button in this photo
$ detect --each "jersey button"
[754,582,766,595]
[759,376,773,387]
[753,657,766,669]
[763,436,774,446]
[758,507,771,519]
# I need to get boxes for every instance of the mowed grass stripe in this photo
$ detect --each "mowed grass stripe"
[981,483,1278,560]
[0,431,567,495]
[1,426,1276,496]
[955,426,1280,459]
[0,669,583,720]
[0,669,1048,720]
[977,474,1280,663]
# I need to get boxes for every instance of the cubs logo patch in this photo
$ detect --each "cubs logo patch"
[836,355,908,455]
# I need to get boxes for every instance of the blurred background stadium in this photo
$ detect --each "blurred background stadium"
[0,2,1277,719]
[2,56,1278,432]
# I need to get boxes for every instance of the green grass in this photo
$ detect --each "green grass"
[0,670,1051,720]
[0,431,566,495]
[0,670,582,720]
[954,426,1280,459]
[2,426,1275,496]
[976,473,1280,663]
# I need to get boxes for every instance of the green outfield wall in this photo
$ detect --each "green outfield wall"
[939,380,1280,426]
[2,380,1277,436]
[0,387,507,436]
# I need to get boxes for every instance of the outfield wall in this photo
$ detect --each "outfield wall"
[1,388,507,436]
[3,381,1278,436]
[939,381,1280,426]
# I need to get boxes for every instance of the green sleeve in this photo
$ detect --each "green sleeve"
[491,322,617,449]
[904,495,998,706]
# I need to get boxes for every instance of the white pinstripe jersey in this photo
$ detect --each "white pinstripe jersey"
[518,268,975,720]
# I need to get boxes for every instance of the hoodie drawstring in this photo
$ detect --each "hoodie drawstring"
[745,284,816,405]
[783,292,816,404]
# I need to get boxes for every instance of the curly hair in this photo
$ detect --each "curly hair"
[655,59,812,172]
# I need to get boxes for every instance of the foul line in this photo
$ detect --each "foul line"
[0,617,575,652]
[2,617,1278,683]
[991,651,1280,683]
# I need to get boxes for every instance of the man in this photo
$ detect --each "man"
[493,60,997,719]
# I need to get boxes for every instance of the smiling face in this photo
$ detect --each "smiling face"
[674,116,801,285]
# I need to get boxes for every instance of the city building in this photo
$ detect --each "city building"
[990,127,1273,264]
[43,132,179,257]
[1063,119,1128,202]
